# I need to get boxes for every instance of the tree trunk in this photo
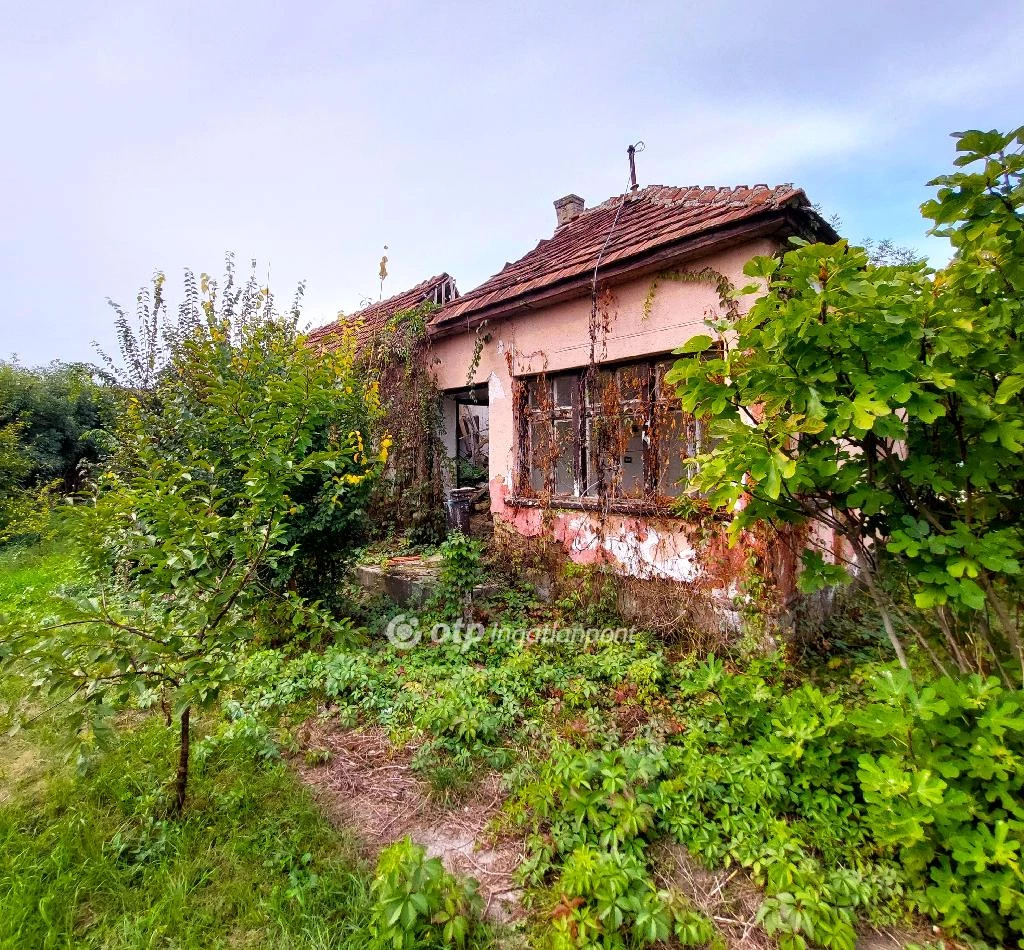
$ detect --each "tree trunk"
[855,548,910,671]
[935,604,973,675]
[173,706,191,814]
[978,572,1024,685]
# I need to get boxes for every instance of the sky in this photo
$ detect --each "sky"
[2,0,1022,366]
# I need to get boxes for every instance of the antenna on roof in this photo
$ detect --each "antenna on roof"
[378,245,389,300]
[627,141,645,192]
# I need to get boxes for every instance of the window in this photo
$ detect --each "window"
[429,277,458,307]
[518,354,714,503]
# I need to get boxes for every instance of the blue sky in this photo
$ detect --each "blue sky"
[2,0,1022,366]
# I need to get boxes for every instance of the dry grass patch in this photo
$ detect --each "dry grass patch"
[294,718,525,923]
[653,842,773,950]
[0,738,49,805]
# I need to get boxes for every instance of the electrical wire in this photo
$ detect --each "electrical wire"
[588,141,646,364]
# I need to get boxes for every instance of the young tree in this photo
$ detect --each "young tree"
[3,273,385,811]
[670,127,1024,681]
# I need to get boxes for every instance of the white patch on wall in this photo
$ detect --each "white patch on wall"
[488,372,505,402]
[563,516,699,582]
[440,397,458,459]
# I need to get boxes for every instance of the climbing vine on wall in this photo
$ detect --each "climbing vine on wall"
[501,268,793,641]
[465,321,489,391]
[363,302,451,543]
[516,269,740,515]
[641,265,741,322]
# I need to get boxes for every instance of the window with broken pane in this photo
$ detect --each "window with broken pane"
[518,352,714,502]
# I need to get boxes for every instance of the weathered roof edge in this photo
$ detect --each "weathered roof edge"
[428,203,835,340]
[306,272,458,352]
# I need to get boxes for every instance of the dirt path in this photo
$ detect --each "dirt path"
[293,722,941,948]
[293,721,525,923]
[0,739,48,805]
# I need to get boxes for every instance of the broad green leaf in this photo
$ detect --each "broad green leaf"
[676,334,715,355]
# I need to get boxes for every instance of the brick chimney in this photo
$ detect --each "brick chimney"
[554,194,585,227]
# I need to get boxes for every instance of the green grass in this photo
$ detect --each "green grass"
[0,541,378,949]
[0,537,75,593]
[0,538,82,745]
[0,725,375,949]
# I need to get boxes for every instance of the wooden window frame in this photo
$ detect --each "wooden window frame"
[515,352,713,507]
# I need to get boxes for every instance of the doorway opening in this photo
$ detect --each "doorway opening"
[451,384,489,488]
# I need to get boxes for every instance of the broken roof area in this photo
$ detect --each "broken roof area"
[429,184,835,335]
[306,273,457,352]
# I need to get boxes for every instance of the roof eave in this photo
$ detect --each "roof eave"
[429,206,833,340]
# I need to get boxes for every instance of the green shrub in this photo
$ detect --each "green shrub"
[555,562,621,627]
[225,598,1024,945]
[2,274,382,810]
[432,531,486,618]
[368,837,483,948]
[853,669,1024,943]
[549,845,691,948]
[671,127,1024,681]
[514,655,1024,947]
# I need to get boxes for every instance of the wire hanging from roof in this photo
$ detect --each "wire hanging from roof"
[588,141,646,365]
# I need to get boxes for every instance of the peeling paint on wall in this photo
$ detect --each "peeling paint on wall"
[488,371,505,402]
[490,478,699,582]
[436,243,802,613]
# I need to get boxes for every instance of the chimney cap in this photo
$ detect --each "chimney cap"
[554,194,585,227]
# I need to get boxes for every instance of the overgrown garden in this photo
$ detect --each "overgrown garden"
[1,128,1023,949]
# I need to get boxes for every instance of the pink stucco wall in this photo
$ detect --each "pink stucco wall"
[430,239,779,584]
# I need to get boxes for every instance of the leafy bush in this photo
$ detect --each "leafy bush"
[411,674,509,765]
[853,669,1024,943]
[432,531,486,618]
[0,360,115,492]
[456,457,488,486]
[0,421,31,537]
[226,590,1024,945]
[194,701,281,768]
[2,268,383,810]
[671,127,1024,678]
[551,845,715,949]
[515,655,1024,947]
[0,361,116,540]
[369,838,483,948]
[555,562,621,628]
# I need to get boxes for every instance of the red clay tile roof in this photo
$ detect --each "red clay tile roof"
[306,273,458,352]
[430,184,829,332]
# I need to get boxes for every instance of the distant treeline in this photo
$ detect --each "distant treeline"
[0,360,118,535]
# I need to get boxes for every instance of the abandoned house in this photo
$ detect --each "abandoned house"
[308,181,838,607]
